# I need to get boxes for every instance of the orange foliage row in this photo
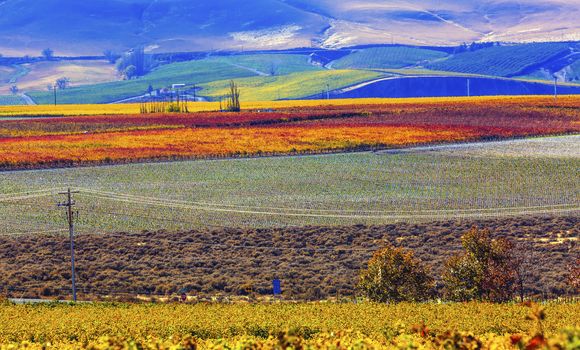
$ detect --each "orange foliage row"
[0,124,479,167]
[0,98,578,169]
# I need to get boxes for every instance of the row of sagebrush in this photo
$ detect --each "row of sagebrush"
[358,227,579,302]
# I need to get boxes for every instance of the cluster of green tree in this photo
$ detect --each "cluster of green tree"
[358,227,578,303]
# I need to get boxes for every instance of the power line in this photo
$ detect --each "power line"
[75,187,391,214]
[75,188,579,216]
[0,201,59,208]
[4,187,577,216]
[77,191,579,220]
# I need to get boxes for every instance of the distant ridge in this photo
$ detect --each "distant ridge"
[0,0,578,55]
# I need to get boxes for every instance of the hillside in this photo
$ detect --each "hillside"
[23,53,329,104]
[3,60,117,92]
[330,46,448,69]
[27,58,258,104]
[199,70,383,101]
[0,43,577,104]
[0,0,579,55]
[426,43,574,77]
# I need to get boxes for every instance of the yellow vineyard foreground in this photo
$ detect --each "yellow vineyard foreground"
[0,301,578,349]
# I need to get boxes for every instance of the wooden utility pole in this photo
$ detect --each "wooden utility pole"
[554,77,558,102]
[58,188,79,302]
[53,85,57,106]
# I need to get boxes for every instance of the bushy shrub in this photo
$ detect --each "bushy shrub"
[358,245,434,302]
[443,227,519,302]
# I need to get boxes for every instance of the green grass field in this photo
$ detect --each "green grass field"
[27,59,258,104]
[0,136,577,234]
[331,47,448,69]
[199,69,383,101]
[211,53,322,75]
[25,54,322,104]
[427,43,571,77]
[0,95,25,105]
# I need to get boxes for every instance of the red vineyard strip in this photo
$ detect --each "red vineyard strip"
[0,100,578,170]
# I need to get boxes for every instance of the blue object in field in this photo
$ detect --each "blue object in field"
[273,279,282,295]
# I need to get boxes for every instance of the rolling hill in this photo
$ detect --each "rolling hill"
[27,58,258,104]
[26,53,324,104]
[330,47,449,70]
[426,42,575,77]
[0,43,574,104]
[199,69,383,101]
[0,0,579,55]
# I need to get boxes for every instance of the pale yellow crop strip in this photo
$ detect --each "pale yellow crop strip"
[1,95,579,116]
